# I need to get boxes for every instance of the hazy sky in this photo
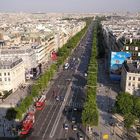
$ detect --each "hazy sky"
[0,0,140,13]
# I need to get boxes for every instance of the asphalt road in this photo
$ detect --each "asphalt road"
[26,22,95,140]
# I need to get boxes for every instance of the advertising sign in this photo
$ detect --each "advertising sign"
[110,52,131,81]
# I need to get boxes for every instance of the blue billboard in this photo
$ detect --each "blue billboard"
[110,52,131,81]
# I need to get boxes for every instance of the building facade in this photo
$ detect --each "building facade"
[121,59,140,96]
[0,58,25,94]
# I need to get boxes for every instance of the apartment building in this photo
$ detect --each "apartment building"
[0,57,25,94]
[0,47,37,71]
[123,38,140,60]
[121,59,140,96]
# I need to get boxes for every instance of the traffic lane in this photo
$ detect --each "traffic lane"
[41,103,62,140]
[37,79,70,136]
[54,79,75,140]
[64,29,94,139]
[31,84,68,139]
[64,86,86,139]
[32,72,70,132]
[54,76,85,139]
[30,87,63,137]
[28,73,73,139]
[55,41,93,139]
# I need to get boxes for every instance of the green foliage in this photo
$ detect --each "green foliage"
[133,96,140,118]
[114,92,140,129]
[115,92,133,115]
[82,22,99,127]
[124,113,136,129]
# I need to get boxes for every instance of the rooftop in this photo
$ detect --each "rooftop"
[124,60,140,73]
[0,57,23,69]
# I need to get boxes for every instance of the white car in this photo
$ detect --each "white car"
[84,73,87,77]
[64,63,69,70]
[64,123,69,130]
[72,124,78,131]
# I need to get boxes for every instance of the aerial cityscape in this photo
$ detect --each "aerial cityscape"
[0,0,140,140]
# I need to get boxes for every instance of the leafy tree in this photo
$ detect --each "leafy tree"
[133,97,140,119]
[115,92,133,115]
[124,113,136,129]
[82,23,99,127]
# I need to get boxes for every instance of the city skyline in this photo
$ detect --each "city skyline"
[0,0,140,13]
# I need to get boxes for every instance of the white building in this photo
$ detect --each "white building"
[0,57,25,94]
[121,59,140,96]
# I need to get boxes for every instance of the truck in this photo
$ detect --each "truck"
[35,95,46,110]
[20,112,35,135]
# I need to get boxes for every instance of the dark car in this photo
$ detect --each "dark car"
[77,132,84,140]
[60,96,65,101]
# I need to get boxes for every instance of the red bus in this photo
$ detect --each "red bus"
[35,95,46,110]
[20,112,35,135]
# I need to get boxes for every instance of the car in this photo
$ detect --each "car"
[55,96,60,101]
[64,123,69,130]
[78,132,84,140]
[72,124,78,131]
[71,117,76,123]
[64,63,69,70]
[84,73,87,77]
[60,96,65,101]
[73,107,77,111]
[73,58,76,61]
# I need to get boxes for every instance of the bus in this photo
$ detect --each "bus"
[35,95,46,110]
[20,112,35,135]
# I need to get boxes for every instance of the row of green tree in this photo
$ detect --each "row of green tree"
[82,23,99,127]
[114,92,140,129]
[6,19,91,121]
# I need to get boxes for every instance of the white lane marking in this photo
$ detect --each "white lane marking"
[49,81,73,138]
[34,85,62,128]
[36,102,57,136]
[36,87,61,135]
[41,86,66,137]
[42,101,61,139]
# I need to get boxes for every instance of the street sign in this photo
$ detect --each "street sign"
[103,134,109,139]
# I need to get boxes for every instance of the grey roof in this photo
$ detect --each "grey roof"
[1,47,33,55]
[124,61,140,73]
[0,58,23,69]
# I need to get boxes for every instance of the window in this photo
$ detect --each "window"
[138,84,140,88]
[135,47,138,51]
[128,83,131,86]
[0,73,1,76]
[8,78,10,81]
[5,78,7,81]
[132,84,135,87]
[4,73,6,76]
[129,77,131,80]
[126,46,129,50]
[8,72,10,76]
[0,78,2,81]
[138,52,140,56]
[133,77,135,81]
[138,78,140,81]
